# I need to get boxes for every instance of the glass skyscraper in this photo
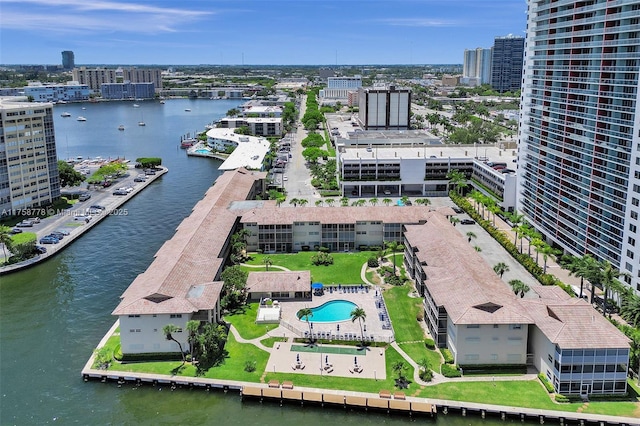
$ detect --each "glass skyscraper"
[518,0,640,294]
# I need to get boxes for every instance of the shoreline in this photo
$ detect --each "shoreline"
[81,320,638,425]
[0,166,167,275]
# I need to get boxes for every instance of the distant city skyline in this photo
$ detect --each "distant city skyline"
[0,0,527,66]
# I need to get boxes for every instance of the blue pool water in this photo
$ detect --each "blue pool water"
[298,300,358,323]
[195,149,210,154]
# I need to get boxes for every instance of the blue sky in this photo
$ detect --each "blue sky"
[0,0,527,65]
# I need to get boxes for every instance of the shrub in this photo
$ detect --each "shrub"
[419,368,433,381]
[538,373,555,393]
[424,338,435,350]
[441,364,461,378]
[442,348,454,364]
[311,251,334,266]
[554,394,570,403]
[416,311,424,322]
[367,257,379,268]
[385,275,404,286]
[244,360,257,372]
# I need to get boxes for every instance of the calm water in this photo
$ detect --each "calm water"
[1,99,518,425]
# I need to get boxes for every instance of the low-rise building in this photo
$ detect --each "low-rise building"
[24,82,91,103]
[101,81,155,100]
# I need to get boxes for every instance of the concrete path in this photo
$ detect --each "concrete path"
[240,263,290,271]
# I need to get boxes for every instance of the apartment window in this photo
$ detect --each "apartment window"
[548,354,553,362]
[464,354,480,361]
[170,314,183,318]
[465,337,481,343]
[631,224,637,233]
[493,324,499,329]
[633,198,639,207]
[629,237,636,246]
[466,324,480,329]
[127,314,140,318]
[491,354,498,361]
[627,250,634,260]
[509,324,522,330]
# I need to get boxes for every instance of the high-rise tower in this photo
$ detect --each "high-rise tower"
[491,35,524,93]
[61,50,74,70]
[518,0,640,294]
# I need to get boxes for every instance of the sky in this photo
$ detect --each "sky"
[0,0,528,66]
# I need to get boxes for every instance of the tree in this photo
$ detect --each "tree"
[57,160,86,187]
[384,240,404,275]
[221,265,248,293]
[382,198,392,206]
[186,320,200,360]
[163,324,186,364]
[350,307,367,345]
[599,261,630,317]
[392,361,408,381]
[507,211,525,245]
[466,231,476,243]
[418,357,433,382]
[289,198,299,207]
[298,307,313,342]
[508,279,530,298]
[446,169,467,195]
[325,198,336,207]
[538,244,560,274]
[315,200,324,207]
[620,293,640,326]
[564,254,597,300]
[298,199,309,207]
[369,198,378,206]
[263,256,273,271]
[0,226,13,264]
[450,216,460,227]
[493,262,509,278]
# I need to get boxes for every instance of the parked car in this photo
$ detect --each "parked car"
[34,245,47,254]
[89,205,105,211]
[144,169,156,175]
[134,176,146,182]
[460,219,476,225]
[39,236,59,244]
[47,232,64,240]
[86,208,102,215]
[113,189,128,196]
[78,192,91,201]
[383,189,391,195]
[16,220,34,227]
[55,229,71,236]
[452,207,464,214]
[10,227,23,234]
[74,215,91,222]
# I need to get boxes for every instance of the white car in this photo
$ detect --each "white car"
[283,175,288,181]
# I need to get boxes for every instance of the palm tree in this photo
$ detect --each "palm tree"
[315,199,324,207]
[263,256,273,271]
[298,198,308,207]
[507,211,525,245]
[493,262,509,278]
[392,361,407,381]
[508,279,530,298]
[275,197,285,207]
[325,198,336,207]
[382,198,392,206]
[599,261,630,317]
[0,226,13,264]
[369,198,378,206]
[474,246,482,252]
[350,307,367,344]
[488,204,501,227]
[385,240,404,275]
[446,169,467,195]
[186,320,200,361]
[400,195,410,205]
[565,254,597,300]
[298,307,313,341]
[450,216,460,227]
[163,324,186,364]
[356,199,366,207]
[466,231,476,243]
[620,293,640,326]
[340,197,349,206]
[289,198,299,207]
[538,244,560,274]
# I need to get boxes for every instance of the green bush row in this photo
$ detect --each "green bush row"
[441,363,461,377]
[538,373,555,393]
[442,348,454,364]
[424,338,435,350]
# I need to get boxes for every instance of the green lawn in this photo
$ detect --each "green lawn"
[223,303,270,340]
[245,252,373,284]
[260,336,287,348]
[108,333,269,383]
[398,342,442,370]
[383,283,426,343]
[11,232,37,244]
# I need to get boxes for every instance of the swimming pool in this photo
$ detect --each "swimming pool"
[195,149,210,154]
[297,300,358,323]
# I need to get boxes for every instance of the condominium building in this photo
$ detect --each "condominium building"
[0,97,60,217]
[61,51,75,70]
[320,76,362,101]
[72,67,118,91]
[24,82,91,103]
[518,0,640,294]
[357,84,411,130]
[121,68,163,90]
[100,82,155,100]
[463,48,493,86]
[491,35,524,93]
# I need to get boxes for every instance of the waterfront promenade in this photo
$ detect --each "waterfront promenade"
[0,165,167,275]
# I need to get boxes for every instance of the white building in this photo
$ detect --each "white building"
[518,0,640,295]
[205,128,271,170]
[320,76,362,101]
[24,82,91,103]
[0,97,61,217]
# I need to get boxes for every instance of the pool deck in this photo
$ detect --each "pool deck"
[278,286,394,343]
[265,340,387,380]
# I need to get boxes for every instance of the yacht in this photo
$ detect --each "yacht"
[133,104,140,108]
[77,116,87,121]
[61,112,71,117]
[118,125,125,131]
[159,100,166,104]
[138,121,146,126]
[184,108,191,112]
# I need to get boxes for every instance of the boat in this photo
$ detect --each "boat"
[138,121,146,126]
[118,125,125,131]
[184,108,191,112]
[77,116,87,121]
[61,112,71,117]
[81,107,86,110]
[159,100,165,104]
[180,138,197,148]
[133,104,140,108]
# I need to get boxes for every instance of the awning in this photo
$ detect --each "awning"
[311,282,323,289]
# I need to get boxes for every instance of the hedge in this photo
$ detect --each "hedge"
[441,363,461,377]
[424,338,435,350]
[442,348,454,364]
[538,373,555,393]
